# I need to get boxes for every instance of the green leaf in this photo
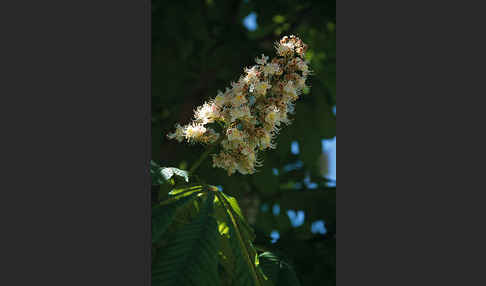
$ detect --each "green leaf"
[216,192,271,286]
[152,192,221,286]
[152,194,197,243]
[220,192,256,242]
[151,161,189,186]
[259,252,301,286]
[168,185,204,197]
[227,220,261,286]
[214,192,258,286]
[150,160,166,186]
[161,167,189,183]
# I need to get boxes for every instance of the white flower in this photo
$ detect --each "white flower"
[240,145,253,155]
[230,105,251,122]
[254,81,271,96]
[167,35,311,176]
[215,91,228,107]
[255,54,269,65]
[243,66,260,83]
[279,106,291,125]
[226,128,245,142]
[295,75,307,89]
[262,63,280,77]
[296,59,310,76]
[184,123,206,141]
[231,92,247,107]
[283,81,298,101]
[167,123,185,142]
[212,152,238,176]
[195,101,219,124]
[276,42,294,57]
[265,106,280,125]
[259,131,275,149]
[221,139,238,151]
[203,128,220,144]
[236,149,258,175]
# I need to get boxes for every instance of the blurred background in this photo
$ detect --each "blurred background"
[152,0,335,285]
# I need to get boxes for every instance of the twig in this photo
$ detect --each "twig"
[188,136,224,174]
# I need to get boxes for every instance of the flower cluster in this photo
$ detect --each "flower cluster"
[167,35,311,175]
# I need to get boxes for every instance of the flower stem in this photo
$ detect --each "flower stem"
[189,136,224,174]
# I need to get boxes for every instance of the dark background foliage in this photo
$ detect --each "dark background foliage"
[152,0,335,285]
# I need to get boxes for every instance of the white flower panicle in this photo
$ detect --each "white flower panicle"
[167,35,311,175]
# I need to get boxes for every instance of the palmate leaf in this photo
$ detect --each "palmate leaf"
[227,223,259,286]
[168,185,204,198]
[152,185,282,286]
[157,184,205,207]
[151,161,189,186]
[152,192,220,286]
[214,195,255,286]
[216,192,272,286]
[259,252,301,286]
[220,193,256,242]
[152,193,197,243]
[161,167,189,183]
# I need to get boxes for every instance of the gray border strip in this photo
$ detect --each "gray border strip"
[0,0,151,284]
